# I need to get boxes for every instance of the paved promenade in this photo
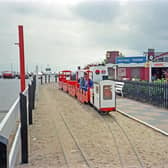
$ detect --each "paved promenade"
[116,97,168,133]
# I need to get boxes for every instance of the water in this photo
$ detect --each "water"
[0,79,30,109]
[0,79,20,111]
[0,76,55,122]
[0,78,32,122]
[0,111,6,122]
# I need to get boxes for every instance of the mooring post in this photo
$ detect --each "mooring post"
[20,93,28,163]
[0,136,9,168]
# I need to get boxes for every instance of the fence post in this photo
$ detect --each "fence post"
[48,75,50,83]
[28,84,32,125]
[20,93,28,163]
[33,75,36,89]
[55,75,57,83]
[32,77,36,110]
[0,136,9,168]
[40,75,43,85]
[45,75,47,83]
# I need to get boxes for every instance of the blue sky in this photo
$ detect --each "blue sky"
[0,0,168,72]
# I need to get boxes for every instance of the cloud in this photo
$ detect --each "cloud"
[1,0,168,72]
[72,1,121,23]
[71,0,168,53]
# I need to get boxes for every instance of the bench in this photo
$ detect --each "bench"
[115,81,124,96]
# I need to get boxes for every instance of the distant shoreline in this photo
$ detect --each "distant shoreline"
[0,110,8,113]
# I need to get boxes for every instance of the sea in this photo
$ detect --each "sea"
[0,78,31,122]
[0,76,56,122]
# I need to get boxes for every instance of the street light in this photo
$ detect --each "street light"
[112,64,118,80]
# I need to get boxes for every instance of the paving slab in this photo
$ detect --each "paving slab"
[116,97,168,133]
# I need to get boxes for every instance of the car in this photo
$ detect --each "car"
[2,71,15,79]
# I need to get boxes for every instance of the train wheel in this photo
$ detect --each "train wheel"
[99,111,109,115]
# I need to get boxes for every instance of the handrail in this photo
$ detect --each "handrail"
[23,86,29,96]
[0,97,20,138]
[0,75,37,168]
[9,124,21,168]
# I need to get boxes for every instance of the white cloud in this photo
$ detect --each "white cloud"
[0,0,168,72]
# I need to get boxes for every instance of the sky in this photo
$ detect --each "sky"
[0,0,168,72]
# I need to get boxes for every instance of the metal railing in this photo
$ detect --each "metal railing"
[121,80,168,109]
[0,76,36,168]
[40,74,57,84]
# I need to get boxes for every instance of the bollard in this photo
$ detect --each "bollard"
[20,93,28,163]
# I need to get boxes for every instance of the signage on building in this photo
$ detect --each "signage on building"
[145,62,150,67]
[116,56,146,64]
[148,48,155,61]
[153,63,164,67]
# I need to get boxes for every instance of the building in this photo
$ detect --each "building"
[106,51,120,64]
[106,49,168,81]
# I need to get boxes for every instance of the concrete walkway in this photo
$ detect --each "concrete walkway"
[116,97,168,133]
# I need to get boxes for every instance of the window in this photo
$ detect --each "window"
[131,68,140,79]
[103,85,112,100]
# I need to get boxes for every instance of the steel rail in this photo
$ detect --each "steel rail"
[83,104,143,168]
[59,112,93,168]
[52,118,70,168]
[81,104,127,168]
[108,114,144,168]
[102,116,124,168]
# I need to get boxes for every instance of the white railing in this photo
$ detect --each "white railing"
[0,97,20,138]
[115,81,124,96]
[0,76,36,168]
[9,124,21,168]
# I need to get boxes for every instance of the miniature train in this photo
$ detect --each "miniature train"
[58,66,116,115]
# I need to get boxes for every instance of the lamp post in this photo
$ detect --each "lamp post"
[149,61,152,82]
[113,65,118,80]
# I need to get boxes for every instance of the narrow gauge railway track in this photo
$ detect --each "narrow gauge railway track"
[82,104,144,168]
[102,114,144,168]
[52,117,70,168]
[53,110,93,168]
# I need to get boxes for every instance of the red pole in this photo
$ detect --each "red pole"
[18,25,26,92]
